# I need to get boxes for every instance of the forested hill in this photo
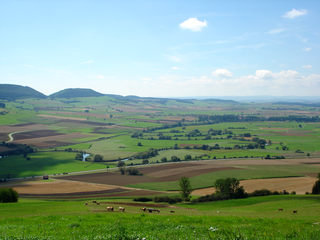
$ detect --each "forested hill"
[49,88,104,98]
[0,84,47,100]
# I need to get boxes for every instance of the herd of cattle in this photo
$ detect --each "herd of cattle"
[85,201,171,213]
[85,201,297,214]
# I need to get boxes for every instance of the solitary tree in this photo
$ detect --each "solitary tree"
[312,173,320,194]
[93,154,103,162]
[117,160,125,167]
[179,177,193,200]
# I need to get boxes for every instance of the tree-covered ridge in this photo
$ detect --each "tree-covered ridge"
[49,88,104,98]
[0,84,47,100]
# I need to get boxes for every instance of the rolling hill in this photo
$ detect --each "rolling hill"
[49,88,104,98]
[0,84,47,100]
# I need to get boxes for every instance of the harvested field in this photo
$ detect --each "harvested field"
[12,130,64,140]
[0,133,8,142]
[12,132,94,144]
[191,177,317,196]
[30,141,73,148]
[179,143,202,148]
[192,159,300,166]
[60,163,238,185]
[0,123,48,134]
[283,158,320,164]
[38,114,86,121]
[3,179,123,194]
[260,128,290,130]
[139,163,237,178]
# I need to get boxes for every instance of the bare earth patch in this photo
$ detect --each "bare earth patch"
[12,132,94,144]
[3,179,123,194]
[0,123,49,134]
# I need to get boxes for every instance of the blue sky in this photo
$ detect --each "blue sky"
[0,0,319,97]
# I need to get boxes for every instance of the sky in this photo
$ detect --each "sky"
[0,0,319,97]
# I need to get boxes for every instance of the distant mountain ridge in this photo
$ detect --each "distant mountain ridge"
[0,84,47,100]
[49,88,104,98]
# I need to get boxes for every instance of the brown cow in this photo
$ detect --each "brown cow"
[119,207,125,212]
[97,202,100,205]
[278,208,283,211]
[170,210,175,213]
[92,200,97,203]
[141,207,146,212]
[293,210,298,213]
[84,202,88,205]
[107,206,114,211]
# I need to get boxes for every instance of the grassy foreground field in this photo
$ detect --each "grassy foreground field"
[0,195,319,239]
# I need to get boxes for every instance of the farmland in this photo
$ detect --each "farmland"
[1,95,320,238]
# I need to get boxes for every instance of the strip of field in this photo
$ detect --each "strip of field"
[0,123,49,134]
[12,132,94,144]
[192,176,317,196]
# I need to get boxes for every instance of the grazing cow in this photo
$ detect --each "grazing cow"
[119,207,125,212]
[293,210,298,213]
[170,210,175,213]
[147,208,160,213]
[278,208,283,211]
[97,202,100,205]
[92,200,97,203]
[107,206,114,211]
[141,207,146,212]
[84,202,88,205]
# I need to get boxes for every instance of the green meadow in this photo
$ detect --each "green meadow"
[0,195,319,239]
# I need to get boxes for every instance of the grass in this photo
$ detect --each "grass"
[0,195,319,239]
[0,152,107,178]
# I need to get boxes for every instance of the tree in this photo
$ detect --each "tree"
[312,173,320,194]
[161,157,167,163]
[184,155,192,161]
[119,166,126,175]
[0,187,19,203]
[137,142,142,146]
[117,160,125,167]
[75,153,83,160]
[93,154,103,162]
[179,177,192,199]
[126,167,140,175]
[142,159,149,164]
[214,178,246,199]
[106,165,109,171]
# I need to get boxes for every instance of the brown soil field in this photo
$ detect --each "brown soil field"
[0,123,48,134]
[42,111,111,119]
[179,143,202,147]
[60,163,238,186]
[284,158,320,164]
[192,159,300,166]
[260,128,290,130]
[0,133,9,142]
[38,114,87,121]
[3,179,123,194]
[275,132,310,137]
[191,177,317,195]
[12,130,64,140]
[12,132,93,145]
[31,141,73,148]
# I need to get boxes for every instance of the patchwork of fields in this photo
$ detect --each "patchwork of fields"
[1,96,320,238]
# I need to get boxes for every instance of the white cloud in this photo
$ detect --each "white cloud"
[179,17,208,31]
[141,78,152,81]
[172,67,184,70]
[302,47,311,51]
[212,69,233,77]
[97,75,104,79]
[20,64,34,68]
[283,9,308,19]
[301,65,312,69]
[255,70,274,79]
[269,28,286,34]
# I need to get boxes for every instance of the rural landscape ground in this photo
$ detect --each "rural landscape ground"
[1,89,320,239]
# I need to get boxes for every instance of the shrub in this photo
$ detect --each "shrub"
[142,159,149,164]
[126,167,141,176]
[290,191,296,195]
[133,197,152,202]
[0,187,19,203]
